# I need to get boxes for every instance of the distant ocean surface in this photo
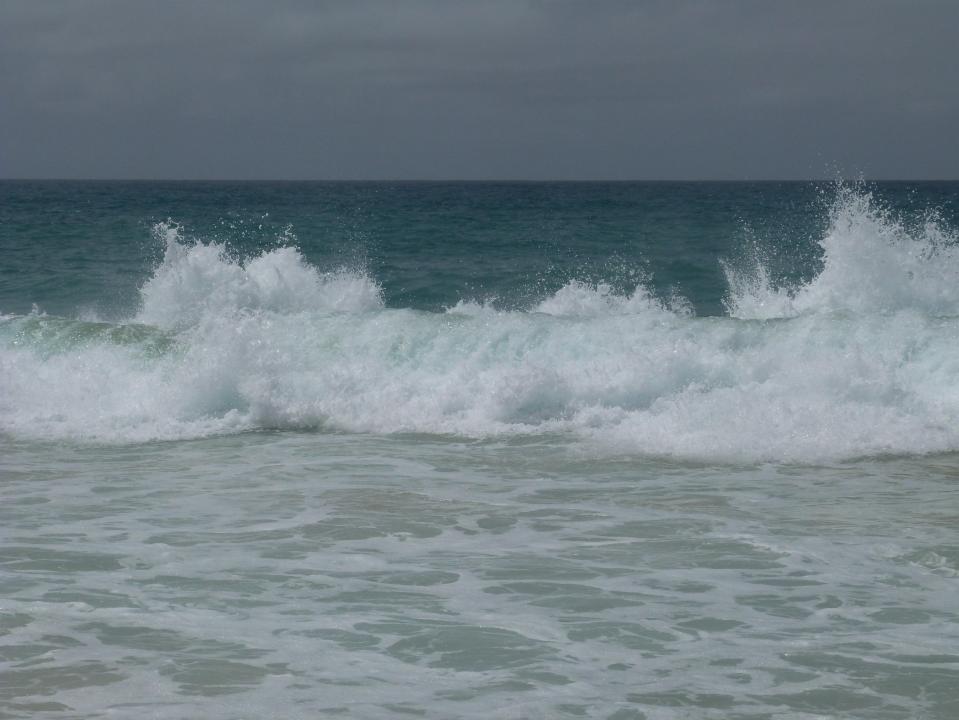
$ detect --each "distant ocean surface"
[2,181,958,719]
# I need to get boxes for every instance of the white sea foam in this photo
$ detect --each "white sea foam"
[3,189,959,461]
[533,279,683,317]
[137,222,383,329]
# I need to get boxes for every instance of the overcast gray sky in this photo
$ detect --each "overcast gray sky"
[1,0,957,180]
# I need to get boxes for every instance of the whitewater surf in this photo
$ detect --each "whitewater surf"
[3,185,958,461]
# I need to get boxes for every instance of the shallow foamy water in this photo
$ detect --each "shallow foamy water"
[2,434,958,719]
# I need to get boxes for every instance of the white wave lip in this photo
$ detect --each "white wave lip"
[2,189,959,462]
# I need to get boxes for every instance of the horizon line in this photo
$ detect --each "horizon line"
[2,177,958,183]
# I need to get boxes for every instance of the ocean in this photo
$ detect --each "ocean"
[1,180,958,719]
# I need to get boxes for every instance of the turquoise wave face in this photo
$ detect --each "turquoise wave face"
[0,315,175,357]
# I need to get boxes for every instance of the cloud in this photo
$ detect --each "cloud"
[1,0,957,179]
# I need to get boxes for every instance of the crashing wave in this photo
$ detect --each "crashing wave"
[2,187,959,462]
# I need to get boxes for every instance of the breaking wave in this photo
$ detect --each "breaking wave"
[2,187,959,462]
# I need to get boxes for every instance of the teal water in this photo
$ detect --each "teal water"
[2,182,959,718]
[4,180,954,320]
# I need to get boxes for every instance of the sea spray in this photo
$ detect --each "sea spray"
[724,185,959,319]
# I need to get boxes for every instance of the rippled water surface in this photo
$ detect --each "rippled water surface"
[3,434,958,719]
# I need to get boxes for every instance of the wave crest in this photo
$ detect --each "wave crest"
[725,185,959,319]
[137,222,383,330]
